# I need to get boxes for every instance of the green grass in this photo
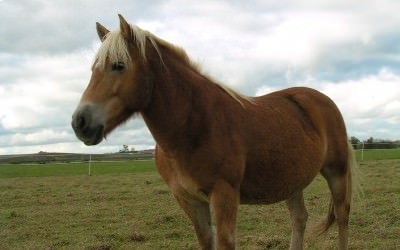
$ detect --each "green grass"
[0,159,399,249]
[355,148,400,161]
[0,160,155,178]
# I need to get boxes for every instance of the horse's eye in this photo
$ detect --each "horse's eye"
[111,62,125,71]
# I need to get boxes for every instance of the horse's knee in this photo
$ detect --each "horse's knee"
[296,210,308,226]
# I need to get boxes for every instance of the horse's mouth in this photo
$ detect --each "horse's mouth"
[73,124,104,146]
[83,126,104,146]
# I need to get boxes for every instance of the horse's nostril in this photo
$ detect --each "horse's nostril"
[77,115,86,130]
[72,112,88,132]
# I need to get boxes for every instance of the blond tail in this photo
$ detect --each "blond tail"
[312,141,359,235]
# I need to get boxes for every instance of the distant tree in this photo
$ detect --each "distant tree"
[119,145,130,153]
[362,137,399,149]
[350,136,361,145]
[350,136,361,149]
[366,137,374,144]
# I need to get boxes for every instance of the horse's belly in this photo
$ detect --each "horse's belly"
[239,183,299,204]
[239,163,319,204]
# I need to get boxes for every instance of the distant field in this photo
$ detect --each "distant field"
[0,159,399,249]
[0,152,154,165]
[354,148,400,161]
[0,160,155,178]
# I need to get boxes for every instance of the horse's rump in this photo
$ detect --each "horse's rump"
[239,87,348,204]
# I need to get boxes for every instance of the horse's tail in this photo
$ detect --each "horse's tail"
[312,140,360,235]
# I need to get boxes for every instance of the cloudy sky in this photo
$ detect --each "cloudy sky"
[1,0,400,155]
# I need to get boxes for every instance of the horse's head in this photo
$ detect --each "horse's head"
[72,15,154,145]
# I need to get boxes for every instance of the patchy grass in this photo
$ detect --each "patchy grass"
[0,160,399,249]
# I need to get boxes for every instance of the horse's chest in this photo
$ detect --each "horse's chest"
[175,175,209,203]
[157,160,210,203]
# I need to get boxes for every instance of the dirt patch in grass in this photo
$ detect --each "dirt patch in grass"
[128,231,146,242]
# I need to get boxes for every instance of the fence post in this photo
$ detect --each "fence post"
[88,154,92,176]
[361,142,364,161]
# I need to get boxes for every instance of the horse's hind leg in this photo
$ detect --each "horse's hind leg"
[321,163,351,250]
[174,195,214,250]
[325,173,350,250]
[286,191,308,250]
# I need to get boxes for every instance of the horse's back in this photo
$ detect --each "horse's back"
[249,87,347,149]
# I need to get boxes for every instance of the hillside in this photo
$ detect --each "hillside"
[0,150,155,164]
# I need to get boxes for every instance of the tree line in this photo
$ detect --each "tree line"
[350,137,400,150]
[118,144,136,153]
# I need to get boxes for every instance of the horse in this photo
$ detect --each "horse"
[72,14,356,250]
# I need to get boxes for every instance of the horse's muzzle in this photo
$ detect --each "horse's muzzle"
[71,104,104,146]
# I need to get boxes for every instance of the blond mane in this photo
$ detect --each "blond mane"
[94,23,252,106]
[94,24,149,68]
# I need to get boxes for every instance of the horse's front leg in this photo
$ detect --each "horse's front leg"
[174,194,214,250]
[210,180,240,250]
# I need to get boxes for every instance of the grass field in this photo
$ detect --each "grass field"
[0,160,155,178]
[354,148,400,161]
[0,159,399,249]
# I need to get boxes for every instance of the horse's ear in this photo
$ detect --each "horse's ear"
[96,22,110,41]
[118,14,131,41]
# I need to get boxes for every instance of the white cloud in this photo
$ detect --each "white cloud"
[322,69,400,140]
[1,129,71,146]
[1,0,400,154]
[255,85,277,96]
[146,1,398,91]
[0,51,92,130]
[254,11,370,64]
[321,68,400,120]
[253,68,400,140]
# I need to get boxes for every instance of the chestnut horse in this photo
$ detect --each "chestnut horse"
[72,15,356,250]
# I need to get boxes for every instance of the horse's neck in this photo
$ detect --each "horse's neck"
[141,59,213,154]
